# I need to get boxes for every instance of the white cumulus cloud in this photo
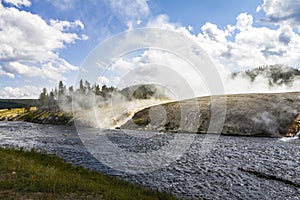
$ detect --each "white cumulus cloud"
[101,12,300,96]
[108,0,150,29]
[236,13,253,31]
[98,76,110,86]
[0,85,41,99]
[109,0,149,20]
[0,66,14,78]
[258,0,300,29]
[2,0,31,7]
[195,13,300,70]
[0,2,87,81]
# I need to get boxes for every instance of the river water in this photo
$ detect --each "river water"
[0,121,299,199]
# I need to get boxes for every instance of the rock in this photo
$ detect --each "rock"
[286,114,300,137]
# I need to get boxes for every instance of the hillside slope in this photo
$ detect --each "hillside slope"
[121,92,300,137]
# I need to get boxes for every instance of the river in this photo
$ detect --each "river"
[0,121,299,199]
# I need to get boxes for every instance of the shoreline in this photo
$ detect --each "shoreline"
[0,92,299,138]
[0,111,298,138]
[0,119,296,139]
[0,108,74,126]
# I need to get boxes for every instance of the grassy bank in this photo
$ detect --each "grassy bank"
[0,108,36,121]
[21,109,73,125]
[0,147,177,200]
[0,108,73,125]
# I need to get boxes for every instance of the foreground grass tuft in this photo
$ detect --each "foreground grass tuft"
[0,147,177,200]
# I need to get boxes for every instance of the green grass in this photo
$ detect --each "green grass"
[0,147,177,200]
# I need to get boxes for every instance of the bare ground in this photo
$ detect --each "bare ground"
[121,92,300,137]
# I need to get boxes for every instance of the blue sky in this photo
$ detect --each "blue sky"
[0,0,300,98]
[153,0,263,27]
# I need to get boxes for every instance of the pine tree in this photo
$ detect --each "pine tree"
[94,84,101,96]
[79,79,84,94]
[68,86,74,96]
[48,91,57,110]
[38,88,48,108]
[54,87,58,99]
[58,81,65,96]
[85,80,91,94]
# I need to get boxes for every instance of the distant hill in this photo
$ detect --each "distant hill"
[0,99,38,109]
[120,84,170,100]
[232,65,300,86]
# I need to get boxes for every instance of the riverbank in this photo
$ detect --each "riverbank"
[22,109,74,126]
[122,92,300,137]
[1,92,300,137]
[0,121,299,199]
[0,107,37,121]
[0,108,74,126]
[0,147,176,200]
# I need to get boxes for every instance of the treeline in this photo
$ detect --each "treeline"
[232,64,300,86]
[38,80,117,110]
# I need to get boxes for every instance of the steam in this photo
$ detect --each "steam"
[56,63,300,135]
[59,71,299,135]
[101,49,300,98]
[223,65,300,95]
[280,130,300,141]
[95,98,171,129]
[57,84,174,129]
[251,111,281,136]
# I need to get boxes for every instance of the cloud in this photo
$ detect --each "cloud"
[50,19,85,31]
[0,66,14,78]
[110,57,135,73]
[97,12,300,97]
[195,13,300,70]
[0,2,87,81]
[103,48,210,98]
[4,62,41,77]
[258,0,300,28]
[48,0,77,11]
[145,13,300,71]
[3,61,68,81]
[108,0,150,29]
[98,76,110,85]
[2,0,31,7]
[108,0,149,20]
[0,85,41,99]
[0,5,86,62]
[236,13,253,31]
[201,22,229,43]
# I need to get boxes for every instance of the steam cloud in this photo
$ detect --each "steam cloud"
[57,84,174,129]
[57,60,300,134]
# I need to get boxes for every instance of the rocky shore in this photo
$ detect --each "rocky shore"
[286,114,300,137]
